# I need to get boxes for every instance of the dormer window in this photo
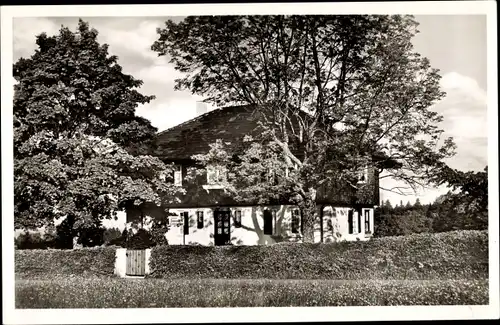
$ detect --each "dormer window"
[174,165,182,186]
[158,171,167,181]
[260,168,281,185]
[357,167,368,184]
[207,165,226,185]
[203,165,227,190]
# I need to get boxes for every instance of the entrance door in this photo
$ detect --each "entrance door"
[214,210,231,246]
[126,249,146,276]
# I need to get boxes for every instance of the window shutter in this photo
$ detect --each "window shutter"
[365,210,371,234]
[174,165,182,186]
[234,210,242,228]
[215,167,220,183]
[348,210,354,234]
[183,212,189,235]
[292,209,300,234]
[300,209,304,235]
[358,210,362,234]
[263,210,273,235]
[197,211,204,229]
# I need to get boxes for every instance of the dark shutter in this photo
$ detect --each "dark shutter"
[358,210,362,234]
[292,209,299,233]
[197,211,204,229]
[348,210,354,234]
[365,210,371,234]
[234,210,242,228]
[263,210,273,235]
[300,209,303,234]
[183,212,189,235]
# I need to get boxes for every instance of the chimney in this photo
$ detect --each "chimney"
[196,101,208,116]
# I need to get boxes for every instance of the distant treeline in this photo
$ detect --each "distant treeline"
[375,167,488,237]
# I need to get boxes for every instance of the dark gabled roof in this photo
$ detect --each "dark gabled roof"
[154,104,402,170]
[154,105,263,160]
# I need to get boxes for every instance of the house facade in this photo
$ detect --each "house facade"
[126,104,381,246]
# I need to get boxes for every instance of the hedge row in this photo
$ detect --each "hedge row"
[149,230,488,280]
[15,277,489,308]
[15,247,116,279]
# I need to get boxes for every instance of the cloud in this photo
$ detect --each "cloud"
[440,71,487,106]
[136,98,202,132]
[434,72,488,172]
[13,18,60,60]
[96,19,164,63]
[135,64,182,85]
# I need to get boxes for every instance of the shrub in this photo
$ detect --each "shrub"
[150,220,169,246]
[15,247,117,279]
[15,231,54,250]
[15,277,488,308]
[125,228,156,249]
[149,230,488,280]
[77,225,105,247]
[103,227,124,246]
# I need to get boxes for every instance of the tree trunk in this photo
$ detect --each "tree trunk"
[299,190,317,243]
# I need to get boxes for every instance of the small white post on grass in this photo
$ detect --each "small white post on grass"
[145,249,152,275]
[114,248,127,278]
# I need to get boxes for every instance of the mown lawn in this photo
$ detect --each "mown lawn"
[15,276,488,308]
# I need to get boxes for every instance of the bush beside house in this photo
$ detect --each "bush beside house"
[149,230,488,280]
[14,230,488,281]
[15,247,117,279]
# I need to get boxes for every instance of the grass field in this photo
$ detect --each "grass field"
[15,276,488,308]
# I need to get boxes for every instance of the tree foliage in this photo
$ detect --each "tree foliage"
[14,20,181,247]
[431,166,488,232]
[152,15,456,242]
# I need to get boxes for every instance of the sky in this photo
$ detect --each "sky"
[12,15,488,206]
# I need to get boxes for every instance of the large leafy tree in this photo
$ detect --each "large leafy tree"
[14,20,181,247]
[152,15,456,242]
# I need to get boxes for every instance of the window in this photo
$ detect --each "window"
[207,165,226,185]
[260,168,280,185]
[182,212,189,235]
[357,167,368,184]
[234,210,242,228]
[292,209,300,234]
[174,165,182,186]
[348,210,354,234]
[365,210,371,234]
[263,210,273,235]
[269,169,279,185]
[197,211,204,229]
